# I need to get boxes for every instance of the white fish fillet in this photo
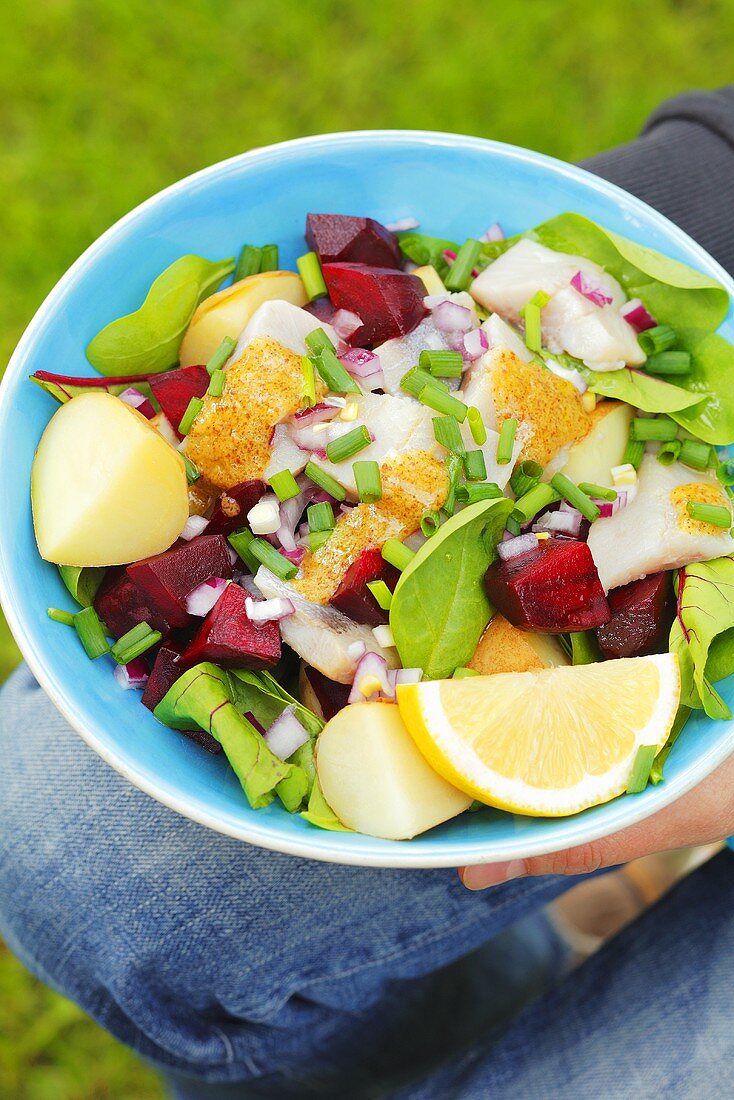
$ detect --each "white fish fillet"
[542,287,644,369]
[231,300,338,360]
[587,455,734,591]
[254,567,399,684]
[481,313,534,363]
[375,316,448,395]
[265,423,309,479]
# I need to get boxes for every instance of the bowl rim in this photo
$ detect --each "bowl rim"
[2,127,734,867]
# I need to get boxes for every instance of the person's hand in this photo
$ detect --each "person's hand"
[459,749,734,890]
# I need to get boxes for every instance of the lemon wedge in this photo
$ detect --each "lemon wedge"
[397,654,680,817]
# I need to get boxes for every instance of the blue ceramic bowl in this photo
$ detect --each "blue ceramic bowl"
[2,131,733,867]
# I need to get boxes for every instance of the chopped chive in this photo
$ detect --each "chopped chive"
[432,415,465,454]
[512,483,561,524]
[686,501,732,528]
[353,460,382,502]
[301,356,317,407]
[366,580,393,610]
[463,449,487,481]
[178,396,203,436]
[207,368,225,397]
[228,529,260,573]
[205,336,237,375]
[626,744,657,794]
[325,425,371,463]
[468,406,487,446]
[631,416,678,442]
[570,630,600,665]
[304,460,347,502]
[314,348,362,395]
[679,438,713,471]
[74,606,110,660]
[622,437,645,470]
[452,666,480,678]
[716,460,734,488]
[307,501,335,532]
[550,473,601,523]
[382,539,415,572]
[305,327,336,356]
[48,607,75,626]
[418,385,468,421]
[522,301,542,353]
[269,469,300,502]
[443,452,464,515]
[578,483,617,501]
[182,455,200,484]
[235,244,262,281]
[297,252,328,301]
[420,511,442,538]
[657,440,682,466]
[510,460,543,498]
[307,529,332,552]
[455,482,503,504]
[505,515,522,536]
[111,622,161,665]
[110,621,155,652]
[645,351,691,376]
[250,538,299,580]
[444,238,482,291]
[259,244,279,271]
[400,366,447,399]
[496,417,518,464]
[638,324,677,356]
[419,349,464,377]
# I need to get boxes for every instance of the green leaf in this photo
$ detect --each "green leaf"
[389,496,513,679]
[86,254,234,376]
[650,705,692,785]
[668,557,734,720]
[300,776,352,831]
[397,232,457,280]
[31,371,156,406]
[570,631,599,665]
[666,328,734,445]
[57,565,106,608]
[154,663,307,810]
[581,366,704,413]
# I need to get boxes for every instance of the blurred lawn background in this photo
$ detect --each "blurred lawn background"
[1,0,732,1094]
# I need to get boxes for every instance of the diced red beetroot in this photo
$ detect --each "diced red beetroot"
[180,583,281,669]
[94,569,171,639]
[303,665,351,721]
[127,535,233,629]
[596,572,675,661]
[142,640,184,711]
[485,538,610,634]
[321,263,428,347]
[306,214,402,270]
[205,480,266,536]
[149,366,210,438]
[329,548,400,626]
[304,298,337,324]
[180,727,223,755]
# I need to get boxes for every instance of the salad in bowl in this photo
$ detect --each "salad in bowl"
[28,207,734,841]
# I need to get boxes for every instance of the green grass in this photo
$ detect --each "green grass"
[1,0,733,1094]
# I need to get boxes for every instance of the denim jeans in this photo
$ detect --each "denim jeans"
[2,665,734,1098]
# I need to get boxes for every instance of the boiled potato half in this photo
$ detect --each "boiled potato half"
[32,392,189,566]
[316,702,472,840]
[179,271,307,366]
[560,400,633,487]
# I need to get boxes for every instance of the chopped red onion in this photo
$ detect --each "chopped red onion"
[497,533,539,561]
[185,577,228,616]
[463,328,489,360]
[113,657,149,691]
[431,299,475,335]
[275,522,298,553]
[534,510,582,537]
[480,222,505,242]
[245,595,295,622]
[339,347,381,377]
[180,514,210,542]
[293,402,342,427]
[348,650,393,703]
[386,216,419,232]
[443,248,458,264]
[570,271,613,307]
[264,706,310,759]
[332,309,362,340]
[119,386,156,419]
[620,298,656,332]
[280,546,306,566]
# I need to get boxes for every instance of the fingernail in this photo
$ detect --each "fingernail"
[461,859,527,891]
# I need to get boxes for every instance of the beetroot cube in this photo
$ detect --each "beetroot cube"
[149,366,210,438]
[329,548,400,626]
[306,213,402,270]
[304,298,337,325]
[205,480,266,536]
[485,538,610,634]
[126,534,233,629]
[94,569,171,639]
[180,583,281,669]
[303,665,351,721]
[596,572,675,661]
[142,640,184,712]
[321,263,428,347]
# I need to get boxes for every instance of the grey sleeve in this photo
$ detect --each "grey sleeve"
[580,86,734,277]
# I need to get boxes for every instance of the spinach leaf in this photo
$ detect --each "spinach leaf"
[86,254,234,377]
[389,496,513,679]
[581,366,703,414]
[301,776,352,832]
[668,556,734,720]
[30,370,157,407]
[397,232,457,280]
[666,328,734,445]
[58,565,106,608]
[650,705,692,785]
